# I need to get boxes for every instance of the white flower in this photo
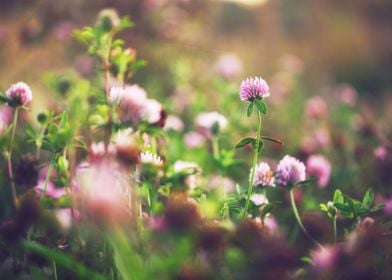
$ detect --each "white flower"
[195,112,228,134]
[140,152,163,166]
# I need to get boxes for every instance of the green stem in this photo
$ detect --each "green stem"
[7,107,19,207]
[40,159,54,205]
[333,218,337,243]
[212,136,220,160]
[289,188,324,249]
[52,260,58,280]
[242,110,262,219]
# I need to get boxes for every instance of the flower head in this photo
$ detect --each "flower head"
[6,82,32,106]
[184,131,206,149]
[140,151,163,167]
[140,99,163,124]
[275,155,306,186]
[306,155,331,188]
[250,193,269,206]
[239,77,270,102]
[251,162,275,187]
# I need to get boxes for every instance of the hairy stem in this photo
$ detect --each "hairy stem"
[243,110,262,218]
[40,159,54,205]
[333,218,337,243]
[7,107,19,208]
[290,188,324,249]
[212,136,220,160]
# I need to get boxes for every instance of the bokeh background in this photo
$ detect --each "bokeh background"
[1,0,391,196]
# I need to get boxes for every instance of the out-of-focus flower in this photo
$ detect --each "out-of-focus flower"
[53,21,75,41]
[114,129,140,166]
[108,86,125,104]
[214,53,243,79]
[335,83,357,106]
[184,131,206,148]
[173,160,201,190]
[250,193,269,206]
[97,8,120,31]
[374,146,388,161]
[305,96,327,119]
[275,155,306,186]
[306,155,331,188]
[240,77,270,102]
[74,55,95,76]
[251,162,275,187]
[54,208,79,231]
[195,112,228,136]
[75,159,129,223]
[384,199,392,216]
[0,106,12,134]
[279,54,304,75]
[207,175,236,193]
[311,246,339,272]
[140,151,163,167]
[302,128,331,152]
[164,115,184,132]
[35,180,67,199]
[88,142,116,162]
[6,82,32,106]
[254,215,279,235]
[140,99,163,124]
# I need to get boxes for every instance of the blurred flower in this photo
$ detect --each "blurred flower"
[305,96,327,119]
[306,155,331,188]
[275,155,306,186]
[89,142,116,162]
[164,197,201,231]
[207,175,236,193]
[140,151,163,167]
[54,208,79,231]
[184,131,206,148]
[302,128,331,152]
[164,115,184,132]
[35,180,67,199]
[195,111,228,136]
[279,54,304,75]
[173,160,201,190]
[74,55,95,76]
[108,86,125,104]
[374,146,388,161]
[0,106,12,134]
[251,162,275,187]
[250,193,269,206]
[97,8,120,31]
[140,99,164,124]
[6,82,32,106]
[114,129,140,166]
[214,53,243,79]
[53,21,75,41]
[383,198,392,216]
[311,246,339,271]
[240,77,270,102]
[254,215,279,235]
[335,83,357,106]
[75,159,129,223]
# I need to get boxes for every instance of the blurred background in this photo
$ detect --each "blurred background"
[0,0,391,196]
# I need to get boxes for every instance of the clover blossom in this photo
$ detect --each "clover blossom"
[275,155,306,186]
[239,77,270,102]
[6,82,32,106]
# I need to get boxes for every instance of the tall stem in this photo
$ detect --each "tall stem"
[212,136,220,160]
[333,218,337,243]
[290,188,324,249]
[40,159,53,205]
[7,107,19,207]
[242,110,262,218]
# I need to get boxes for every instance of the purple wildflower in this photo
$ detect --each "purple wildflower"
[239,77,270,102]
[275,155,306,186]
[252,162,275,187]
[6,82,32,106]
[306,155,331,188]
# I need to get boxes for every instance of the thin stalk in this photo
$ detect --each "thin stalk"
[212,136,220,160]
[7,107,19,207]
[52,260,58,280]
[242,110,262,218]
[333,218,337,243]
[40,159,54,205]
[289,188,324,249]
